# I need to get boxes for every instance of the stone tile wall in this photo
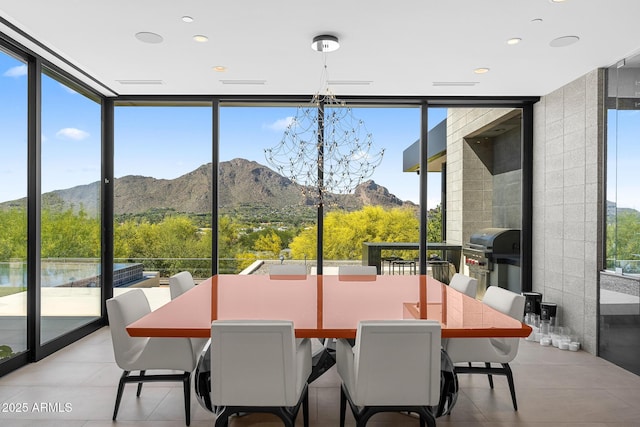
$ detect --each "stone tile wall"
[532,69,605,354]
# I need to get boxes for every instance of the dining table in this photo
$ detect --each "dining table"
[126,273,531,416]
[126,273,531,340]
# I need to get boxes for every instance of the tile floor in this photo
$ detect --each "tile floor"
[0,327,639,427]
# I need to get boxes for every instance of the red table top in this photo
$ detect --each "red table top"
[126,274,532,339]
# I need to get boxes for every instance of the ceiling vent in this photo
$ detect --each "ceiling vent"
[327,80,372,86]
[220,79,267,85]
[117,80,163,85]
[432,82,479,87]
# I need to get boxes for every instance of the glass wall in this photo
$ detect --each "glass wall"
[219,106,313,275]
[600,57,640,375]
[320,106,421,274]
[0,49,28,363]
[114,105,212,283]
[40,70,102,343]
[605,61,640,273]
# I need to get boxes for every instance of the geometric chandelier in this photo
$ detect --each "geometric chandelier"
[264,35,384,206]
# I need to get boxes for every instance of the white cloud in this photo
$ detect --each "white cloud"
[266,116,294,131]
[56,128,90,141]
[3,64,27,78]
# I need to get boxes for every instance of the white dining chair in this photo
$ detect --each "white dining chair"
[443,285,525,410]
[448,273,478,298]
[269,264,307,278]
[210,319,312,427]
[106,289,202,426]
[337,265,377,275]
[169,271,196,299]
[169,271,210,352]
[336,319,441,427]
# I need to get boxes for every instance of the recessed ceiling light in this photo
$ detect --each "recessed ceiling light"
[507,38,522,45]
[474,68,490,74]
[135,32,163,44]
[549,35,580,47]
[550,0,567,3]
[182,16,194,23]
[193,35,208,43]
[212,66,227,72]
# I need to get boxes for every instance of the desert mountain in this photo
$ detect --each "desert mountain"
[1,158,414,216]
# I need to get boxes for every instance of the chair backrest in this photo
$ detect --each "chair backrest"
[269,264,307,279]
[482,286,526,359]
[338,265,377,281]
[482,286,526,320]
[211,320,299,407]
[353,320,441,406]
[106,289,151,369]
[449,273,478,298]
[169,271,195,299]
[430,260,456,284]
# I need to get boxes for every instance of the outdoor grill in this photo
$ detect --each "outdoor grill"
[463,228,521,295]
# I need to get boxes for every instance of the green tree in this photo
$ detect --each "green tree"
[0,209,27,261]
[236,251,258,271]
[427,204,443,253]
[290,206,420,260]
[218,215,241,259]
[254,231,283,258]
[41,208,100,258]
[607,210,640,268]
[289,226,317,259]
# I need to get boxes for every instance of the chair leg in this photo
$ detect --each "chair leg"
[183,372,191,426]
[502,363,518,411]
[274,407,295,427]
[415,407,437,427]
[485,362,494,388]
[340,386,347,427]
[214,406,231,427]
[112,371,129,420]
[136,370,146,397]
[356,408,376,427]
[303,386,309,427]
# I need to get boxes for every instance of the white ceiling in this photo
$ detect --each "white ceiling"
[0,0,639,98]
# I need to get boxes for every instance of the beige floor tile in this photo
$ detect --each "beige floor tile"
[0,327,638,427]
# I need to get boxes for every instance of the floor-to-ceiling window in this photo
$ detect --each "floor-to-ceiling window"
[601,56,640,375]
[402,108,452,276]
[0,48,28,365]
[320,106,421,273]
[114,104,212,283]
[40,69,102,343]
[219,105,315,274]
[0,22,537,375]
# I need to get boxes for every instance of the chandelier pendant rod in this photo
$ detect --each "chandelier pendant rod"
[316,97,325,274]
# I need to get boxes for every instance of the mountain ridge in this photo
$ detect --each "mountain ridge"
[0,158,415,217]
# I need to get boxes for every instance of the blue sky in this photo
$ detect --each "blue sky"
[607,109,640,210]
[0,51,445,206]
[113,105,444,206]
